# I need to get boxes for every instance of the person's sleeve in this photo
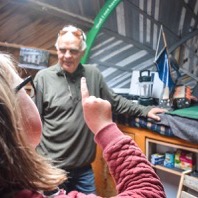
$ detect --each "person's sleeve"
[94,123,166,198]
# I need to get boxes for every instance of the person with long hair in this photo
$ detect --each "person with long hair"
[0,53,66,197]
[0,53,165,197]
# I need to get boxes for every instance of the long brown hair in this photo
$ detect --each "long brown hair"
[0,54,66,192]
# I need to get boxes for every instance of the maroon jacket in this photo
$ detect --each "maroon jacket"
[15,123,166,198]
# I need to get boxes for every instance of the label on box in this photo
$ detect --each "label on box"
[164,152,175,168]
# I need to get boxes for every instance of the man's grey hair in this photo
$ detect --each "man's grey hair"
[55,25,87,51]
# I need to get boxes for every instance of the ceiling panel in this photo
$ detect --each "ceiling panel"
[0,0,197,90]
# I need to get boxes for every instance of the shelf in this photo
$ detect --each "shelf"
[152,164,187,176]
[117,125,198,198]
[146,138,198,176]
[146,138,198,153]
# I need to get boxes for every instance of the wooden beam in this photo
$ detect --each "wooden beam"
[0,41,57,55]
[11,0,93,28]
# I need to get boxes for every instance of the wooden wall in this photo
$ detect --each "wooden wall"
[0,46,57,79]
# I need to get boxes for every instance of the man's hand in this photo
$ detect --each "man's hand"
[81,77,112,134]
[147,107,167,121]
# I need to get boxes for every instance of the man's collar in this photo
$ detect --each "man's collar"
[56,63,85,78]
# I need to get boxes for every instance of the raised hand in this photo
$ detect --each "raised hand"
[81,77,112,134]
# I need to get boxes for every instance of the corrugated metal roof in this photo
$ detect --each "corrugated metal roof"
[0,0,197,90]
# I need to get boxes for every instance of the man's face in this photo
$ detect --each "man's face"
[57,32,84,74]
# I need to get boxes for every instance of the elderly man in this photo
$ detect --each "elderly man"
[34,25,166,194]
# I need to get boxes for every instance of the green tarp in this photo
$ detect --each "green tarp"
[167,105,198,120]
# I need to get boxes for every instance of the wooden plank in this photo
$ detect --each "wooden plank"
[13,0,93,26]
[183,175,198,192]
[181,191,197,198]
[0,41,56,55]
[146,138,198,153]
[177,170,192,198]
